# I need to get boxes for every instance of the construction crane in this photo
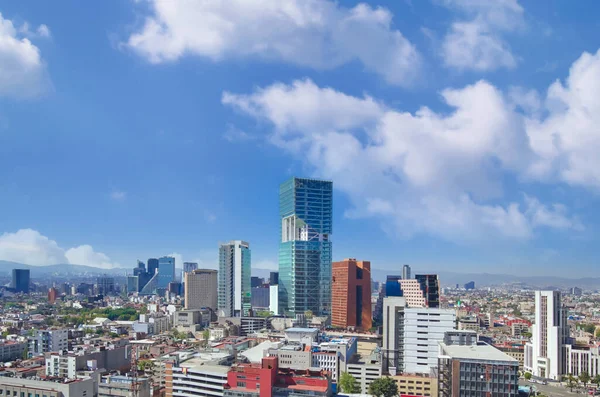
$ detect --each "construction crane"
[130,344,139,397]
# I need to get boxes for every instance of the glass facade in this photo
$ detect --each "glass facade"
[278,177,333,317]
[157,256,175,289]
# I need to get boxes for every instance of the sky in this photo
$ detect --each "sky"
[1,0,600,277]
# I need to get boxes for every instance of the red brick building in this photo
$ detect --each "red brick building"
[225,357,331,397]
[331,259,372,331]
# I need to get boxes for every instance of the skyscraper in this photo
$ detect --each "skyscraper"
[279,177,333,317]
[402,264,411,280]
[218,240,251,317]
[331,259,372,331]
[415,274,440,308]
[97,276,115,296]
[11,269,30,293]
[182,262,198,287]
[524,290,570,380]
[184,269,218,310]
[147,258,159,276]
[157,256,175,289]
[385,275,402,297]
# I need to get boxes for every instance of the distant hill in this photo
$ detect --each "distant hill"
[0,261,128,277]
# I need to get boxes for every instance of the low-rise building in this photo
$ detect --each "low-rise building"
[165,350,234,397]
[346,344,382,394]
[29,329,69,356]
[98,374,151,397]
[0,341,27,361]
[393,373,438,397]
[0,376,94,397]
[438,343,519,397]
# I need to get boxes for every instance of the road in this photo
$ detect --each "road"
[519,379,595,397]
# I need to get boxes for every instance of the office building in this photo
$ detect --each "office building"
[11,268,30,293]
[402,264,411,280]
[133,260,145,276]
[127,275,139,293]
[464,281,475,290]
[393,373,438,397]
[383,297,455,375]
[182,261,198,285]
[438,343,519,397]
[251,285,270,309]
[48,287,58,304]
[331,259,372,331]
[279,177,333,317]
[0,376,94,397]
[147,258,159,276]
[399,279,428,308]
[184,269,218,310]
[250,276,263,288]
[524,290,570,380]
[415,274,440,308]
[97,275,115,295]
[218,240,251,317]
[571,286,583,296]
[385,275,402,297]
[29,328,69,356]
[158,256,175,289]
[270,271,279,285]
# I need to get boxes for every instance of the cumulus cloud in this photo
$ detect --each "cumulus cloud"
[223,67,591,242]
[0,13,50,98]
[110,190,127,201]
[440,0,523,71]
[0,229,119,268]
[125,0,421,85]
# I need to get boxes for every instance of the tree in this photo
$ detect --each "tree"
[339,372,360,394]
[579,371,590,388]
[524,372,532,380]
[592,374,600,387]
[368,376,398,397]
[567,374,578,392]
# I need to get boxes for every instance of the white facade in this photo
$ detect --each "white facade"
[524,291,569,380]
[170,363,229,397]
[270,284,279,314]
[399,279,426,307]
[383,297,455,375]
[347,362,383,394]
[29,328,69,356]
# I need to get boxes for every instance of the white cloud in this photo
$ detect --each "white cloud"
[65,245,119,269]
[125,0,421,85]
[440,0,523,71]
[223,124,255,143]
[0,13,50,98]
[525,49,600,188]
[223,75,584,242]
[36,24,51,38]
[0,229,119,268]
[110,190,127,201]
[253,259,278,271]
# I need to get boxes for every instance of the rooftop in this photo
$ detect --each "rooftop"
[285,328,319,333]
[440,343,518,362]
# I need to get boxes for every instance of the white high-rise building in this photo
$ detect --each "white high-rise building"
[402,264,411,280]
[524,290,569,380]
[218,241,251,317]
[383,297,455,375]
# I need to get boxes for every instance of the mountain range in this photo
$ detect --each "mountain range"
[0,261,594,290]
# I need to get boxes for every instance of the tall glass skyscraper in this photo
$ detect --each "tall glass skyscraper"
[157,256,175,289]
[279,177,333,317]
[218,241,251,317]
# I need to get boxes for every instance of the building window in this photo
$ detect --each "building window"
[237,382,246,387]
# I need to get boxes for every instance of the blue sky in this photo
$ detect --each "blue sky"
[1,0,600,277]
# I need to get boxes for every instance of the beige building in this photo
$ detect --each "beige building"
[399,279,427,307]
[393,374,438,397]
[0,376,94,397]
[184,269,218,310]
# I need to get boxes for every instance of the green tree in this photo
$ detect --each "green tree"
[368,376,398,397]
[595,328,600,338]
[592,374,600,387]
[524,372,532,380]
[567,374,578,392]
[339,372,360,394]
[579,371,590,387]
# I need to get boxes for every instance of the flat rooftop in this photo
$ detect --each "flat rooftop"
[286,328,318,333]
[440,343,518,362]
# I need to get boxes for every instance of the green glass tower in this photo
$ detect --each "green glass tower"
[279,177,333,317]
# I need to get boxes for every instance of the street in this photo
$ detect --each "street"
[519,379,596,397]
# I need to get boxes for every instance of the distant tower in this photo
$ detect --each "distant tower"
[402,264,411,280]
[157,256,175,289]
[218,241,251,317]
[185,269,218,310]
[11,269,30,293]
[147,258,159,276]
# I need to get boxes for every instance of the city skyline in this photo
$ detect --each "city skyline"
[2,1,600,277]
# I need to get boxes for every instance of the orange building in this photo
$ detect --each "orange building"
[47,287,58,304]
[331,259,372,331]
